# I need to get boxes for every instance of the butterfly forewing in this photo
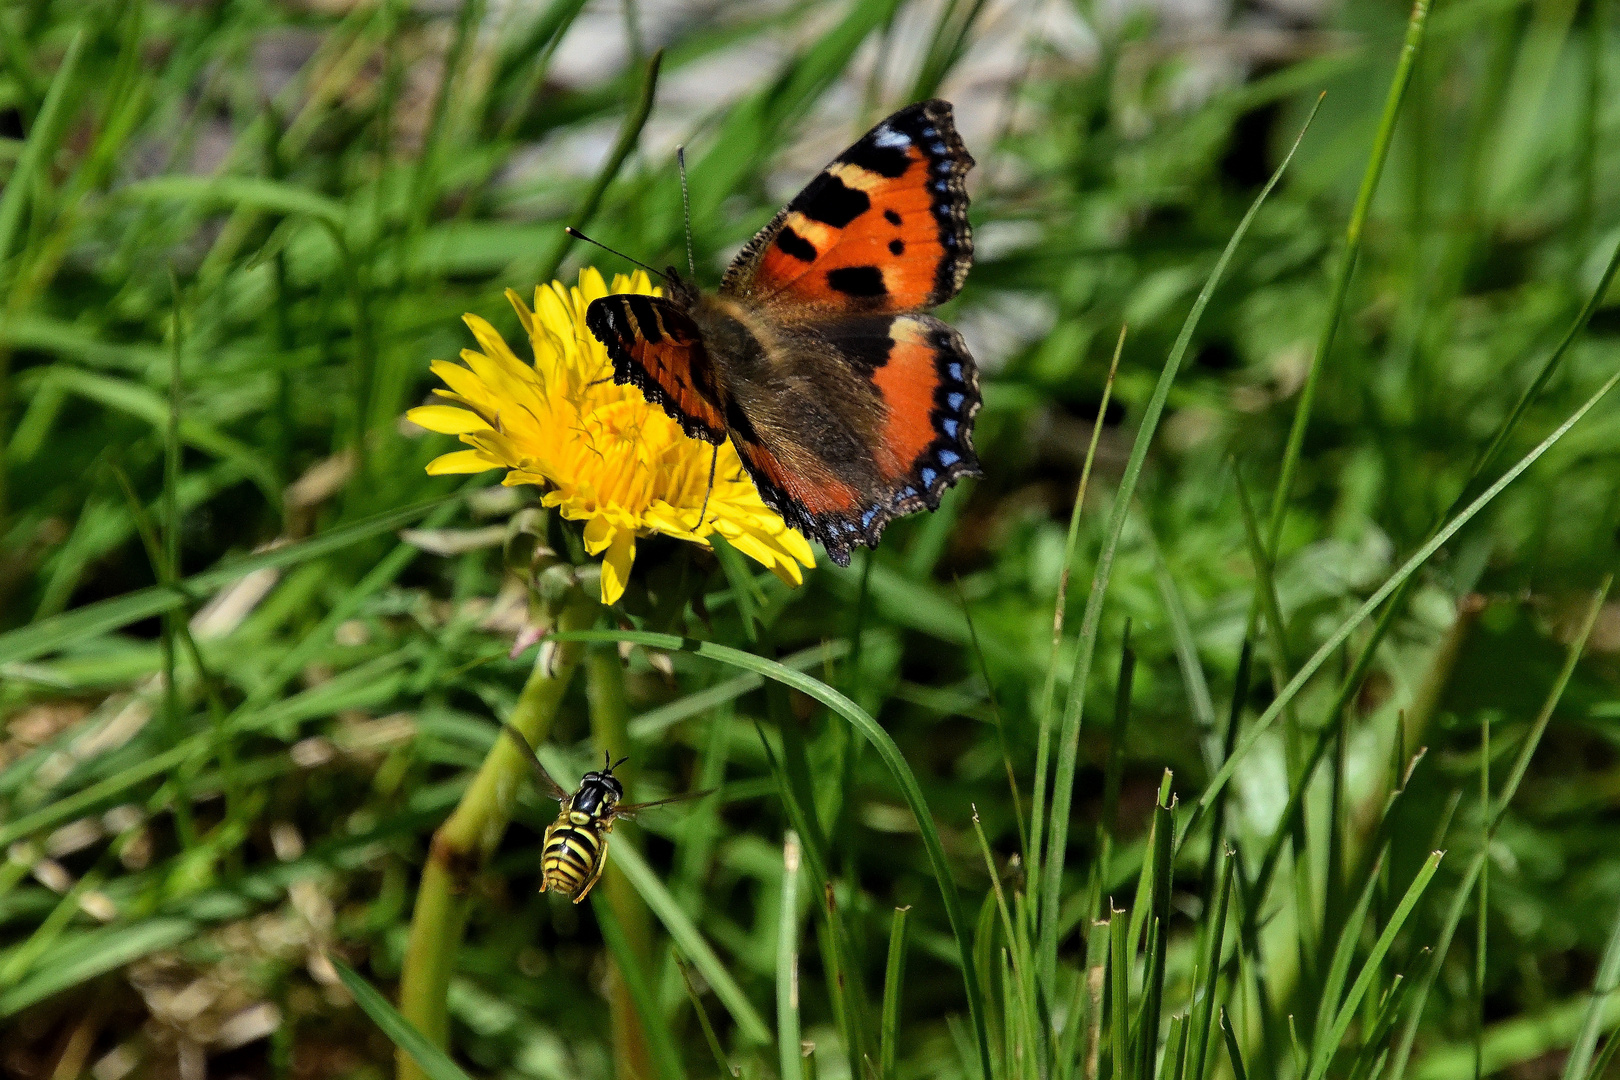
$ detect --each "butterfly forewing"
[582,99,983,570]
[722,99,974,314]
[586,293,731,444]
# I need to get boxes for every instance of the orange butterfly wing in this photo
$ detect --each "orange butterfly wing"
[726,314,980,567]
[721,99,973,314]
[585,293,729,444]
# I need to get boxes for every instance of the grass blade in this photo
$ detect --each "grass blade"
[881,906,911,1080]
[1307,851,1444,1080]
[1037,95,1323,990]
[1196,365,1620,820]
[1561,896,1620,1080]
[1390,581,1612,1080]
[1262,0,1431,551]
[553,626,992,1075]
[594,896,687,1080]
[1221,1009,1249,1080]
[779,831,804,1080]
[1028,326,1124,921]
[0,496,454,668]
[610,840,772,1044]
[0,28,83,272]
[331,958,475,1080]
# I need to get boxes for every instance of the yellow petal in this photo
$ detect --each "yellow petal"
[406,404,489,434]
[582,515,614,556]
[429,359,495,408]
[426,449,501,475]
[768,557,805,588]
[599,528,636,605]
[505,288,535,339]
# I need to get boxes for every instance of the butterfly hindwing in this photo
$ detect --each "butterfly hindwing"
[722,100,973,314]
[586,294,729,443]
[727,313,981,566]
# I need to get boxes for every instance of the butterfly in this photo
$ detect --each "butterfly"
[584,99,981,567]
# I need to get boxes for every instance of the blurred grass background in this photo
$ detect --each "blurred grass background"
[5,0,1620,1079]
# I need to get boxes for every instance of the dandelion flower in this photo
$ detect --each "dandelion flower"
[408,269,815,605]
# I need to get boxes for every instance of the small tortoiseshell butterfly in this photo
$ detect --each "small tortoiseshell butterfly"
[585,99,981,567]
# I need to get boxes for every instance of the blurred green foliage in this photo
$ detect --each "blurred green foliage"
[4,0,1620,1079]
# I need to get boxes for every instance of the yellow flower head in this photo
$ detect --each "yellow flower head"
[407,268,815,605]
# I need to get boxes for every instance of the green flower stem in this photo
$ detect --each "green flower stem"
[585,644,658,1080]
[396,594,597,1080]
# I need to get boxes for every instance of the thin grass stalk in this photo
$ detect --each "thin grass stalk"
[1109,908,1131,1080]
[1028,327,1124,924]
[677,957,736,1079]
[1314,848,1389,1048]
[779,831,804,1080]
[960,583,1027,856]
[1579,1027,1620,1080]
[1476,714,1490,1080]
[752,722,872,1077]
[1193,365,1620,824]
[1037,103,1320,991]
[405,0,484,256]
[1220,1009,1249,1080]
[1084,923,1109,1080]
[0,26,84,526]
[1247,231,1620,907]
[1262,0,1430,556]
[1163,1014,1189,1080]
[586,645,658,1080]
[1186,849,1232,1080]
[1092,623,1136,923]
[880,907,910,1080]
[1307,848,1441,1080]
[1345,975,1411,1080]
[560,627,994,1080]
[1560,860,1620,1076]
[531,49,662,285]
[395,593,597,1080]
[594,898,685,1080]
[1198,638,1250,910]
[974,807,1039,1077]
[1137,784,1175,1080]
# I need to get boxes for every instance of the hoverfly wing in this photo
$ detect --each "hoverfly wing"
[612,787,719,819]
[500,724,573,803]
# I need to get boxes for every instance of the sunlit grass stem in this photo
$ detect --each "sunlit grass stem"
[396,594,596,1080]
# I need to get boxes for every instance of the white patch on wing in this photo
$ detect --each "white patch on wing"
[871,126,910,149]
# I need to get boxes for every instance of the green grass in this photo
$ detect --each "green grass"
[6,1,1620,1079]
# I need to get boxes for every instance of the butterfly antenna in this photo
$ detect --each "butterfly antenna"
[677,146,696,278]
[564,227,666,281]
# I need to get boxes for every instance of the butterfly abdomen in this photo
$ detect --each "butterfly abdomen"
[540,820,606,902]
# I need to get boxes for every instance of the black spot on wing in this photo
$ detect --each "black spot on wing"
[884,209,902,226]
[842,137,912,178]
[797,174,870,228]
[889,239,905,255]
[775,226,817,262]
[624,295,664,343]
[826,265,886,298]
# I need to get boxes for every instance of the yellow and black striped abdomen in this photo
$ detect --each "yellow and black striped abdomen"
[540,821,607,903]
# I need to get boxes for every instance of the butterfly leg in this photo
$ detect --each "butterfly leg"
[697,442,717,531]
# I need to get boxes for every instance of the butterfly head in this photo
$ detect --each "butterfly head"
[662,266,700,308]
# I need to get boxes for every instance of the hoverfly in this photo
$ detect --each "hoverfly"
[501,725,712,903]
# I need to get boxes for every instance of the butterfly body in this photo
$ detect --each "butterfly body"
[586,100,982,566]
